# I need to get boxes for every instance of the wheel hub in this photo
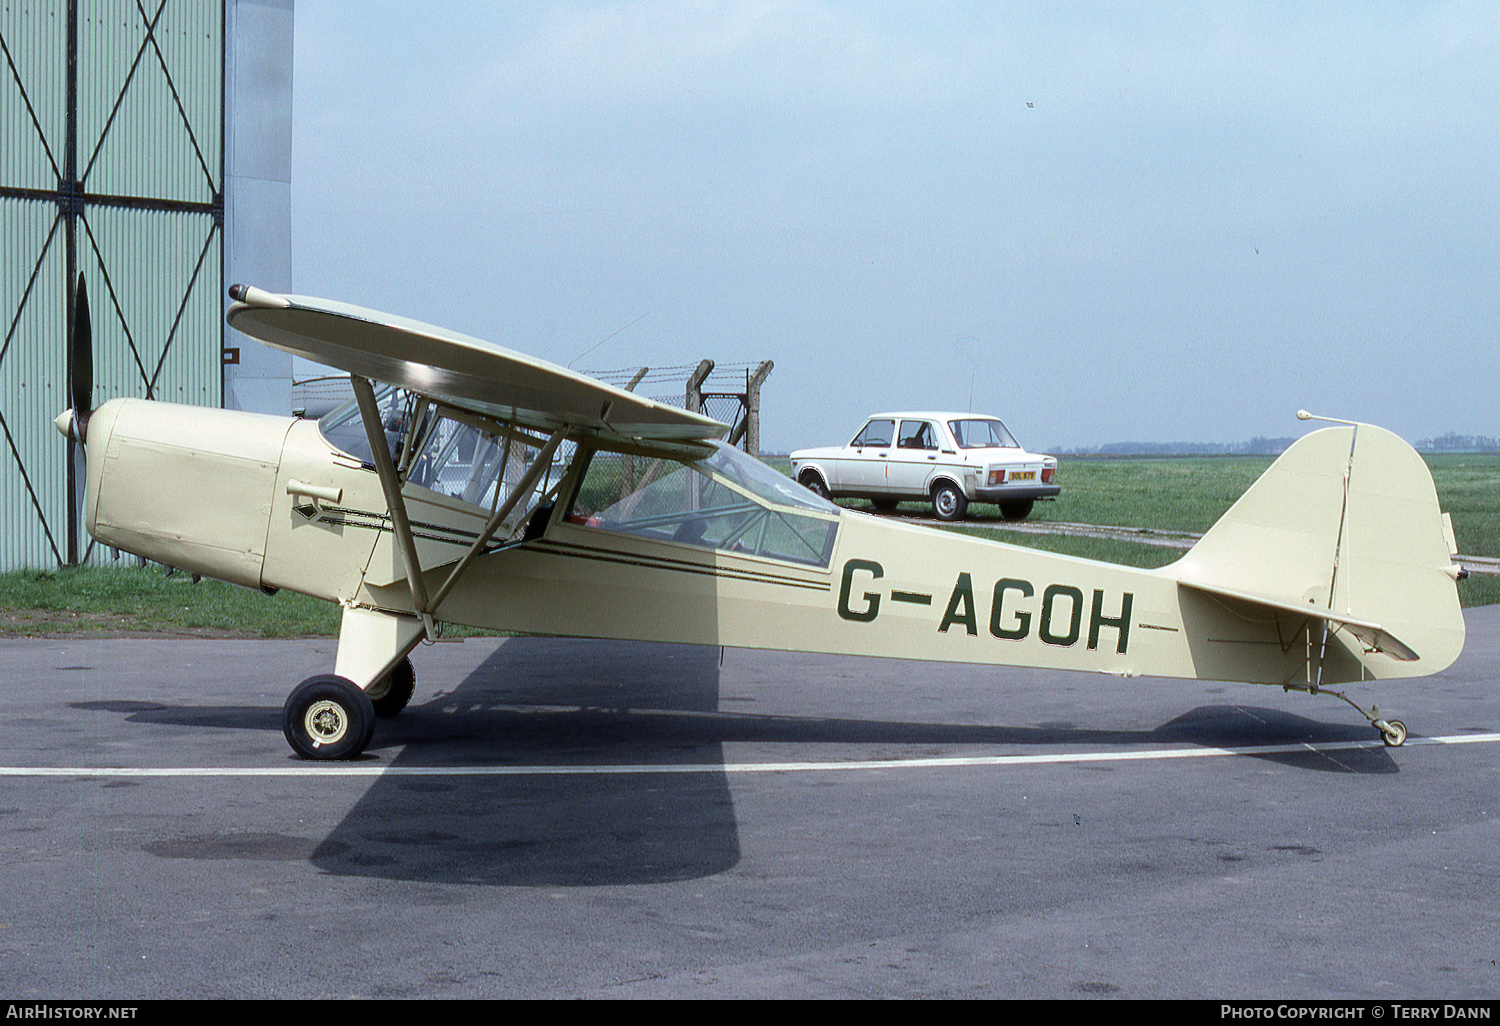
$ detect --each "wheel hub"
[304,699,348,745]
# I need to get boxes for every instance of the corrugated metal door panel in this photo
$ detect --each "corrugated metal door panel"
[82,205,222,406]
[0,2,68,192]
[1,3,245,569]
[78,1,222,204]
[0,197,68,568]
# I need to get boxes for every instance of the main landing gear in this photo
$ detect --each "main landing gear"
[282,656,416,760]
[1285,683,1408,747]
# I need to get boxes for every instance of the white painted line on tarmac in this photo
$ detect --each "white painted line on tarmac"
[2,732,1498,778]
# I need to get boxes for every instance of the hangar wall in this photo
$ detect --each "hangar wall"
[0,0,292,569]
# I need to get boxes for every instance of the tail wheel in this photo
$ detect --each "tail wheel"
[283,674,375,760]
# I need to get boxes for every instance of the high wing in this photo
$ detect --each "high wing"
[225,285,728,445]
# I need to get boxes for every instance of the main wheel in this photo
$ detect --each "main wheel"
[366,656,416,718]
[283,674,375,760]
[931,481,968,521]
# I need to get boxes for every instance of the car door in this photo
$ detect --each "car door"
[840,418,894,494]
[885,419,941,497]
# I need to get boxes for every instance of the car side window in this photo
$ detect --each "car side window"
[898,420,935,450]
[853,420,893,448]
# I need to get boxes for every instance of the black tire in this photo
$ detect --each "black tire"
[931,481,968,521]
[283,674,375,760]
[367,656,416,718]
[999,499,1035,521]
[871,498,899,512]
[800,471,830,500]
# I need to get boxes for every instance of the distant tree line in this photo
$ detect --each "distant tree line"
[1050,432,1499,456]
[1414,432,1500,452]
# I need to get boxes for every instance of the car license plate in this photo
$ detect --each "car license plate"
[1011,471,1036,481]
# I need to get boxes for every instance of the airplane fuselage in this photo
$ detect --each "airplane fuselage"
[82,396,1453,696]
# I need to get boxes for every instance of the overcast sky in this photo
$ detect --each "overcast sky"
[288,1,1499,452]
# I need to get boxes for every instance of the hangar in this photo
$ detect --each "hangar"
[0,0,293,568]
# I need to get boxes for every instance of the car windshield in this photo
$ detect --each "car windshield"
[948,418,1018,449]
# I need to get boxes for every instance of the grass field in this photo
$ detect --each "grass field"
[2,451,1495,637]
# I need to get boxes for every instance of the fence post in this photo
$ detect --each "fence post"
[745,360,773,457]
[686,359,714,415]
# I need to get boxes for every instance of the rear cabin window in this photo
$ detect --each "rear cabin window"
[568,443,839,567]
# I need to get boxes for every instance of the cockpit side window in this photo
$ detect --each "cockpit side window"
[567,444,839,567]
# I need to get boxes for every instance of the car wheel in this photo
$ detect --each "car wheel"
[999,499,1034,521]
[931,482,968,521]
[800,471,830,499]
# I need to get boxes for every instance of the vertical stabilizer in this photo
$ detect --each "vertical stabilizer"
[1168,424,1465,680]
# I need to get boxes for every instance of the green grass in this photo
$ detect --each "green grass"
[0,565,345,638]
[1422,453,1500,557]
[4,451,1495,636]
[1023,455,1275,533]
[0,564,522,639]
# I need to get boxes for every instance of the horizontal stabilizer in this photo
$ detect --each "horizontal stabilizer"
[1175,577,1419,661]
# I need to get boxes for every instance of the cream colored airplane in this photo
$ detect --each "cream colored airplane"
[54,282,1468,760]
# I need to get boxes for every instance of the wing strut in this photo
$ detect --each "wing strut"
[353,376,439,638]
[351,374,568,636]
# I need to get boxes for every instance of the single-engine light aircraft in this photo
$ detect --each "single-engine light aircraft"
[53,282,1468,760]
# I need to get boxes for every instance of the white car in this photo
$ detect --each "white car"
[789,412,1059,521]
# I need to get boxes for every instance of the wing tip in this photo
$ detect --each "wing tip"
[227,284,290,309]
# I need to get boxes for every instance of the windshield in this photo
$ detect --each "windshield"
[318,386,569,512]
[948,418,1018,449]
[318,386,406,467]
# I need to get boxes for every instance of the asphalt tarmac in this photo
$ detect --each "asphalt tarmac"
[2,607,1498,1000]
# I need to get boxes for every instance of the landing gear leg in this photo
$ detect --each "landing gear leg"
[1286,684,1408,747]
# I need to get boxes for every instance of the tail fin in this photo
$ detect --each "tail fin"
[1169,422,1465,680]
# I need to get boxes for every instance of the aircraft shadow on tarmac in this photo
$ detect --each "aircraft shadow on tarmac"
[72,638,1398,887]
[312,638,1399,887]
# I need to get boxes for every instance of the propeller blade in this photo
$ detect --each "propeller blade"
[71,274,94,423]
